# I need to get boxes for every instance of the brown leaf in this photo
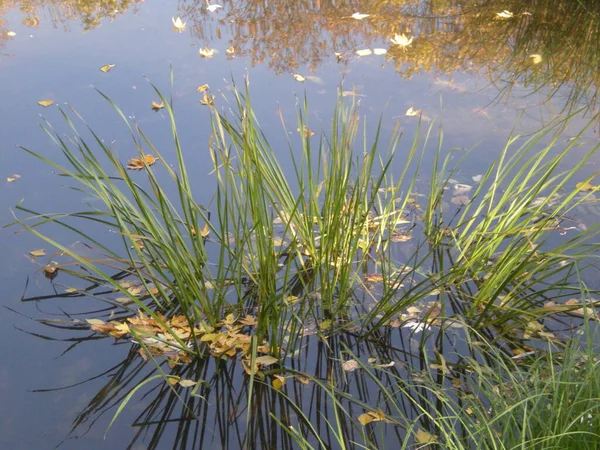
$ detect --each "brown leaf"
[127,154,156,170]
[29,249,46,257]
[37,100,54,107]
[197,84,209,92]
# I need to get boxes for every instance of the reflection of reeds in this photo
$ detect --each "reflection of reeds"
[10,78,600,447]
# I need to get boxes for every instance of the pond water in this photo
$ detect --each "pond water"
[1,1,600,448]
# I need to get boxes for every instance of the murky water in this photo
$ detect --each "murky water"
[1,1,599,448]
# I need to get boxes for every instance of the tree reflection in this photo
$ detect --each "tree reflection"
[1,0,599,111]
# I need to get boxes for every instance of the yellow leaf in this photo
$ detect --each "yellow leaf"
[358,413,377,425]
[151,101,165,111]
[65,287,78,293]
[7,177,15,183]
[197,84,210,92]
[200,223,210,238]
[529,54,542,64]
[406,107,421,116]
[415,429,437,444]
[391,33,414,49]
[86,318,106,326]
[37,100,54,107]
[167,376,180,385]
[199,47,215,58]
[29,249,46,257]
[292,73,306,82]
[199,92,214,106]
[172,16,186,32]
[99,64,116,73]
[496,10,514,19]
[226,46,235,54]
[7,31,16,37]
[272,375,285,390]
[297,126,315,137]
[127,154,156,170]
[576,181,596,191]
[178,379,197,388]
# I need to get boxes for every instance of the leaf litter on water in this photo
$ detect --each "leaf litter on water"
[127,154,156,170]
[99,64,116,73]
[37,99,54,107]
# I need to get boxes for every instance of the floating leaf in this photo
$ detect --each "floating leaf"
[415,429,437,444]
[451,195,470,206]
[197,84,209,92]
[351,12,370,20]
[406,106,420,116]
[127,154,156,170]
[199,47,215,58]
[496,10,514,19]
[391,33,414,49]
[86,318,106,326]
[272,374,285,390]
[6,177,15,183]
[297,126,315,137]
[373,48,387,55]
[529,54,542,64]
[37,100,54,107]
[453,183,472,195]
[206,4,223,12]
[99,64,116,73]
[358,409,387,426]
[472,174,483,183]
[292,73,305,82]
[29,249,46,257]
[254,355,278,366]
[178,379,197,388]
[172,16,186,32]
[7,31,16,37]
[355,49,372,57]
[151,101,165,111]
[576,181,596,191]
[342,359,360,372]
[199,92,214,106]
[334,52,343,62]
[226,46,235,54]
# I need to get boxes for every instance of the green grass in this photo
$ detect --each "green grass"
[7,76,600,448]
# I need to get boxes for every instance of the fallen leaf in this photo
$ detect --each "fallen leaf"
[472,174,483,183]
[172,16,186,32]
[391,33,414,49]
[29,249,46,257]
[292,73,306,82]
[529,54,542,64]
[358,409,387,425]
[199,47,215,58]
[355,49,372,57]
[206,4,223,12]
[254,355,278,366]
[99,64,116,73]
[197,84,209,92]
[451,195,470,206]
[226,46,235,54]
[37,100,54,107]
[178,379,197,388]
[151,101,165,111]
[453,183,472,195]
[342,359,360,372]
[86,318,106,326]
[297,126,315,137]
[496,10,514,19]
[373,48,387,55]
[415,429,437,444]
[127,154,156,170]
[272,374,285,390]
[576,181,596,191]
[7,31,16,37]
[6,177,15,183]
[351,12,370,20]
[199,92,214,106]
[334,52,343,62]
[406,106,420,116]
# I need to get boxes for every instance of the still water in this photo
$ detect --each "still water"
[1,1,599,448]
